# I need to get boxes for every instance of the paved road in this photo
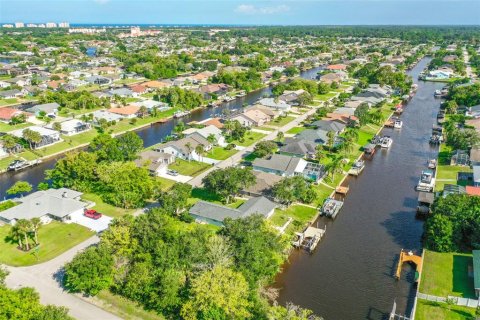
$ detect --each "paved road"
[463,49,475,80]
[188,105,321,187]
[4,235,121,320]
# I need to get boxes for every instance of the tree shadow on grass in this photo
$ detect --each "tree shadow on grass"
[191,188,222,202]
[452,254,476,298]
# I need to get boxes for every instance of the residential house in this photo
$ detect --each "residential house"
[242,171,282,198]
[108,105,140,119]
[278,89,307,106]
[129,84,148,95]
[296,128,341,147]
[11,126,61,148]
[109,88,135,98]
[319,72,347,84]
[197,83,230,99]
[466,105,480,118]
[0,89,23,99]
[86,75,112,85]
[142,80,171,90]
[58,119,91,136]
[279,138,317,159]
[0,80,11,88]
[198,117,224,129]
[0,107,29,123]
[231,109,271,127]
[26,102,59,117]
[93,110,124,122]
[134,150,175,176]
[132,99,169,111]
[252,154,324,181]
[0,188,87,225]
[246,104,281,119]
[344,100,365,109]
[311,119,346,134]
[183,125,226,147]
[156,133,212,161]
[325,113,359,126]
[257,98,291,112]
[326,64,348,71]
[189,196,277,226]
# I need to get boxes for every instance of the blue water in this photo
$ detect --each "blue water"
[86,47,96,57]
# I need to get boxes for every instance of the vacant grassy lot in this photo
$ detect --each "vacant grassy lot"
[415,300,476,320]
[270,205,317,235]
[286,126,306,135]
[95,290,165,320]
[231,131,267,147]
[315,92,337,101]
[0,221,94,266]
[269,116,296,127]
[81,193,135,218]
[420,250,476,298]
[207,146,237,160]
[168,159,211,176]
[0,121,32,132]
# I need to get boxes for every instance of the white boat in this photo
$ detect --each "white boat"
[173,111,189,118]
[380,136,393,148]
[348,160,365,176]
[428,159,437,169]
[394,119,403,129]
[321,198,344,219]
[416,170,435,192]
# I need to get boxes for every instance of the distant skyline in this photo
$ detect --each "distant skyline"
[1,0,479,26]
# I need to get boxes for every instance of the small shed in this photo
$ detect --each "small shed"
[473,250,480,298]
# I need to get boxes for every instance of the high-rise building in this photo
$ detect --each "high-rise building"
[2,24,14,28]
[46,22,57,28]
[26,23,38,28]
[14,22,25,28]
[59,22,70,28]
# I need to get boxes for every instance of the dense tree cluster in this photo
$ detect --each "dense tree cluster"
[154,87,204,110]
[446,83,480,107]
[62,212,308,319]
[202,167,256,204]
[39,90,110,111]
[354,63,412,94]
[272,176,317,205]
[212,68,263,92]
[424,194,480,252]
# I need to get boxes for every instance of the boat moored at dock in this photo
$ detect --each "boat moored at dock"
[7,159,42,172]
[292,225,326,253]
[380,136,393,148]
[321,198,344,219]
[416,170,435,192]
[394,119,403,129]
[348,160,365,176]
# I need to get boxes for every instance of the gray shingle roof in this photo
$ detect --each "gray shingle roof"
[280,138,316,156]
[311,120,346,132]
[252,154,302,176]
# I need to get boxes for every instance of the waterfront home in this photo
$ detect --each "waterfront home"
[189,196,277,226]
[350,95,384,106]
[0,188,87,225]
[311,119,346,134]
[231,109,271,127]
[279,138,317,159]
[0,107,29,123]
[156,133,212,161]
[0,89,23,99]
[58,119,91,136]
[198,117,224,129]
[326,64,348,71]
[473,250,480,298]
[246,104,281,119]
[466,105,480,118]
[325,112,359,126]
[252,153,325,181]
[426,69,453,80]
[242,171,282,198]
[197,83,230,99]
[108,105,140,119]
[278,89,308,106]
[11,126,61,148]
[134,150,175,176]
[86,75,112,85]
[296,128,340,147]
[183,125,226,146]
[344,100,365,109]
[132,99,169,111]
[470,147,480,166]
[93,109,124,122]
[257,98,291,112]
[319,72,347,84]
[109,88,135,98]
[26,102,59,117]
[141,80,171,90]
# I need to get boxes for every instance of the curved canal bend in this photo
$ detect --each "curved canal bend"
[275,57,443,319]
[0,67,321,199]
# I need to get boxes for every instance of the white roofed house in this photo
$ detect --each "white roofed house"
[257,97,292,112]
[11,126,61,148]
[252,154,325,182]
[57,119,91,136]
[134,150,175,176]
[0,188,88,225]
[182,125,226,147]
[155,133,214,163]
[26,102,60,117]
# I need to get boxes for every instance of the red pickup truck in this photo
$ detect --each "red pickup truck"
[84,209,102,220]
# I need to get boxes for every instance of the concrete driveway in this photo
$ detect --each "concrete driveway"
[70,211,113,232]
[158,171,193,183]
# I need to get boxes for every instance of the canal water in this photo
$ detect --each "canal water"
[0,67,321,199]
[275,57,443,319]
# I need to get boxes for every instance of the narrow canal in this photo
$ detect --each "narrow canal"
[275,57,443,319]
[0,67,321,199]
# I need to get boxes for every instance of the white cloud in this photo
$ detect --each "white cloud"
[235,4,290,15]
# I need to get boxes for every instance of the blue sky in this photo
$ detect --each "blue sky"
[1,0,479,25]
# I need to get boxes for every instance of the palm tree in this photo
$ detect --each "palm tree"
[185,142,192,162]
[16,219,32,251]
[2,134,17,155]
[207,134,217,154]
[328,156,344,181]
[345,128,359,143]
[326,131,336,150]
[30,217,41,245]
[9,225,23,249]
[315,144,324,163]
[276,131,284,142]
[52,122,62,132]
[195,144,205,162]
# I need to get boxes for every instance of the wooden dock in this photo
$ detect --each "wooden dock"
[385,120,395,128]
[395,249,422,281]
[335,186,349,195]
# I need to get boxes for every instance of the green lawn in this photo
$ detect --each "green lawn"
[188,188,245,208]
[207,146,237,160]
[156,177,176,191]
[256,126,276,132]
[81,193,135,218]
[168,159,211,176]
[0,121,32,132]
[0,221,95,266]
[414,300,476,320]
[270,205,318,235]
[95,290,165,320]
[269,116,296,127]
[0,98,18,106]
[315,92,337,101]
[230,131,267,147]
[286,126,306,134]
[435,165,472,191]
[420,250,476,298]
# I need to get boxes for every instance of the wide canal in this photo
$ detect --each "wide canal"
[275,57,443,319]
